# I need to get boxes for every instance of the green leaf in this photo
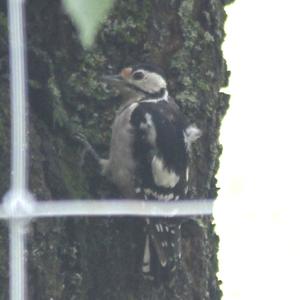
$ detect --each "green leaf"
[62,0,115,48]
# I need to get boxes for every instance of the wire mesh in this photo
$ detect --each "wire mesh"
[3,0,214,299]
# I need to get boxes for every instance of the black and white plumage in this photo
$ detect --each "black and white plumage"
[100,64,201,278]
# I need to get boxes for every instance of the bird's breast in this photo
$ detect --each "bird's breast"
[108,103,138,197]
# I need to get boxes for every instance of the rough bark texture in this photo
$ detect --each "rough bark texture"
[0,0,231,299]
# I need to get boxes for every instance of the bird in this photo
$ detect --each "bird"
[77,63,201,280]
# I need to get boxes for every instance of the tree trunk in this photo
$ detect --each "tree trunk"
[0,0,232,299]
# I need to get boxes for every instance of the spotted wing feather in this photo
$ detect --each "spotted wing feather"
[130,100,189,273]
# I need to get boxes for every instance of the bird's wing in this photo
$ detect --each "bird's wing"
[130,100,189,197]
[130,100,188,270]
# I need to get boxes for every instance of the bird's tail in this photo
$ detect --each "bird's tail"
[142,218,182,280]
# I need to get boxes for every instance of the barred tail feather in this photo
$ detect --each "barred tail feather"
[142,219,182,278]
[142,234,151,274]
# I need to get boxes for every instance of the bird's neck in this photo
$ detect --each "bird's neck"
[121,88,168,105]
[120,91,144,105]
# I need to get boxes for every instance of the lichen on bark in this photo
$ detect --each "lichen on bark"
[0,0,232,299]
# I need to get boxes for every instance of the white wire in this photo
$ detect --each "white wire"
[8,0,28,192]
[7,0,30,299]
[9,220,27,300]
[0,199,214,219]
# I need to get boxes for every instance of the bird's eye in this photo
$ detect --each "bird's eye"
[132,71,145,80]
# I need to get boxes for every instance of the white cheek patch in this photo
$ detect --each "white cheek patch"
[137,72,167,94]
[151,156,179,188]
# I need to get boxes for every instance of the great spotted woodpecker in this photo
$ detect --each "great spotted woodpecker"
[79,64,201,279]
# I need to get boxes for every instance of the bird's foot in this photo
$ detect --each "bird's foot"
[74,132,104,169]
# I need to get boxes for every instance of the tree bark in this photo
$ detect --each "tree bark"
[0,0,232,299]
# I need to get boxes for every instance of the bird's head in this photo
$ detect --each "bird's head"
[103,64,167,101]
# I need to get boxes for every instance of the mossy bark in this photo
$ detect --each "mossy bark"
[0,0,231,299]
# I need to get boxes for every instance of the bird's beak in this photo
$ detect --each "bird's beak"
[102,67,133,89]
[102,74,124,86]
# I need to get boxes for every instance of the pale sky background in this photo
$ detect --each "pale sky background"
[215,0,300,299]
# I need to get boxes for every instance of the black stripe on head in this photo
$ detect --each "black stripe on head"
[132,63,165,78]
[125,83,166,99]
